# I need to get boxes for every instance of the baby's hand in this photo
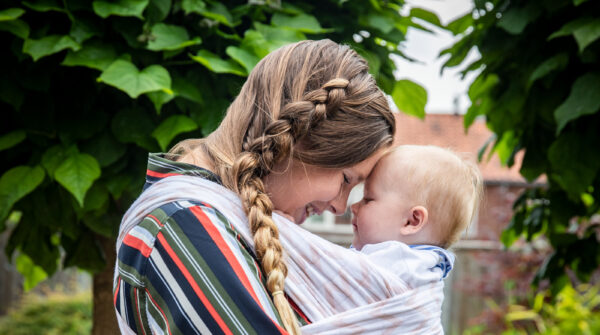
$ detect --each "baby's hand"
[274,210,295,223]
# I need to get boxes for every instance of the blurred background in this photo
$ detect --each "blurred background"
[1,0,599,334]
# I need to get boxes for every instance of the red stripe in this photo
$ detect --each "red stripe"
[123,234,152,258]
[146,169,180,178]
[156,232,233,335]
[134,288,147,335]
[190,206,262,306]
[288,296,311,324]
[145,289,172,335]
[147,214,164,227]
[114,277,121,306]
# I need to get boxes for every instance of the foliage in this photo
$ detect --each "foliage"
[443,0,600,291]
[0,0,437,288]
[464,282,600,335]
[0,292,92,335]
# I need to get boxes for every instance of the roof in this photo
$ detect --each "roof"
[393,113,527,183]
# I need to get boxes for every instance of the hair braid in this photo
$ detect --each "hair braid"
[232,120,302,335]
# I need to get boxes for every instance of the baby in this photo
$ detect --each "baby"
[351,144,483,287]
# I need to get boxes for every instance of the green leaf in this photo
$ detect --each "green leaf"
[23,0,64,12]
[271,13,330,34]
[152,115,197,151]
[70,18,101,44]
[573,20,600,52]
[391,79,427,118]
[548,17,598,52]
[62,232,105,273]
[181,0,205,14]
[198,2,234,27]
[363,12,395,34]
[83,183,109,211]
[225,46,259,74]
[54,153,101,207]
[497,5,538,35]
[92,0,149,19]
[146,0,171,23]
[111,107,157,150]
[0,8,25,21]
[410,8,443,28]
[146,91,175,113]
[15,253,48,291]
[81,131,127,167]
[23,35,81,61]
[554,73,600,134]
[574,0,590,5]
[446,12,472,35]
[549,131,600,199]
[98,59,172,98]
[190,50,246,76]
[147,23,201,51]
[0,19,30,38]
[528,53,569,85]
[0,130,26,151]
[62,40,117,71]
[41,145,79,178]
[172,74,203,104]
[0,166,45,221]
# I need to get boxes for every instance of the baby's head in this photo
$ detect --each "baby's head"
[350,145,483,250]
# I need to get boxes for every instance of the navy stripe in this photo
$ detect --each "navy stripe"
[146,255,206,335]
[123,282,139,334]
[118,244,149,279]
[172,208,285,334]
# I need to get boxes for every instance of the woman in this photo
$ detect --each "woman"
[114,39,395,334]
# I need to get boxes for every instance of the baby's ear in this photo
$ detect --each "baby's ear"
[401,206,428,235]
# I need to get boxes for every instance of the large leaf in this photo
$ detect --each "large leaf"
[147,23,201,51]
[446,12,472,35]
[22,0,64,12]
[0,130,26,151]
[146,91,175,112]
[181,0,205,14]
[573,20,600,51]
[41,145,79,178]
[410,8,443,28]
[190,50,246,76]
[0,8,25,21]
[62,40,118,71]
[0,19,30,38]
[152,115,197,151]
[23,35,81,61]
[69,18,101,44]
[271,13,331,34]
[81,131,127,167]
[225,46,259,74]
[98,59,172,98]
[111,107,157,150]
[146,0,171,23]
[548,131,600,199]
[0,165,45,221]
[15,253,48,291]
[391,79,427,118]
[54,153,102,206]
[528,53,569,85]
[92,0,149,19]
[497,5,538,35]
[198,2,234,27]
[554,72,600,134]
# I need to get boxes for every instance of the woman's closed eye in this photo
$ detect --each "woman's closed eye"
[343,173,351,185]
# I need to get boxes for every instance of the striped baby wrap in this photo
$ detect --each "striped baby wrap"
[115,175,445,334]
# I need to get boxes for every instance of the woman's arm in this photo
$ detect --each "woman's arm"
[115,201,289,334]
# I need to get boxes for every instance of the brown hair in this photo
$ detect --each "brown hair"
[170,40,395,333]
[383,145,483,248]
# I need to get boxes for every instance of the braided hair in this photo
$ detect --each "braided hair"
[171,40,396,334]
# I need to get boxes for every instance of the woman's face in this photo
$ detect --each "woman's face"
[263,150,385,224]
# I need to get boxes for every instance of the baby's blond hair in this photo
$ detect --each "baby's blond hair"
[381,145,483,248]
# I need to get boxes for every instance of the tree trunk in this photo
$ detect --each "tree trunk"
[93,234,120,335]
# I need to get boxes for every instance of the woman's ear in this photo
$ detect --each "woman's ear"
[400,206,429,235]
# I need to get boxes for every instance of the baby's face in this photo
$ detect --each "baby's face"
[350,161,415,250]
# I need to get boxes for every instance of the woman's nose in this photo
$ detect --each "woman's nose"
[329,189,351,215]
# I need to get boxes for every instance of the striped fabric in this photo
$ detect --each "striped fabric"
[114,154,307,334]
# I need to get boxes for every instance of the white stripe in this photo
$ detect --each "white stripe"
[202,208,279,321]
[149,157,187,173]
[150,250,211,335]
[119,268,144,287]
[120,279,127,324]
[162,219,248,335]
[146,297,166,335]
[130,226,155,247]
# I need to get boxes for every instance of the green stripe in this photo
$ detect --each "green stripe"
[118,259,145,287]
[144,284,180,334]
[162,214,260,334]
